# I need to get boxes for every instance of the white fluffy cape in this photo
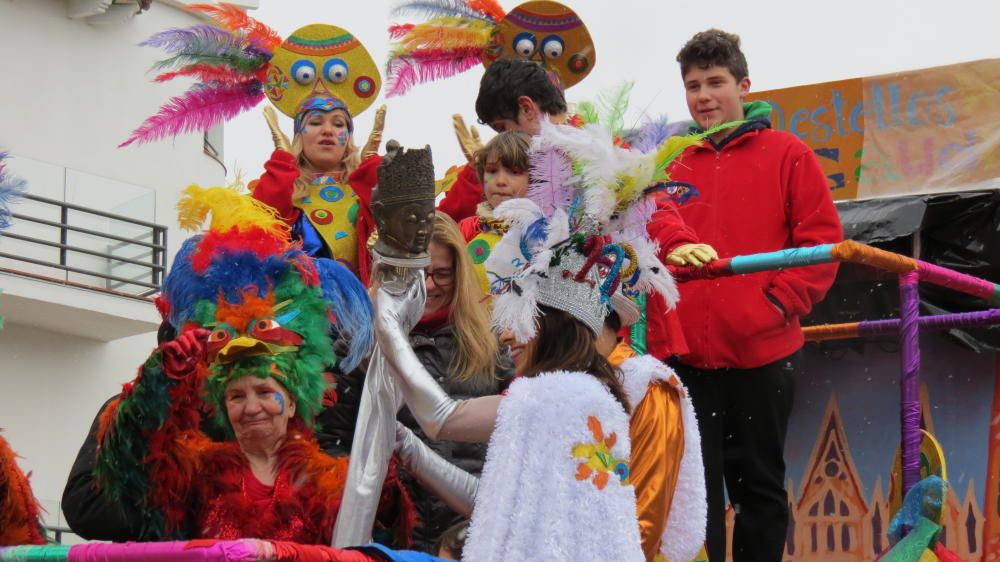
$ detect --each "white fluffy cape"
[619,355,707,562]
[463,371,644,562]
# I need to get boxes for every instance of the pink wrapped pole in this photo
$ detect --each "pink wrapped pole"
[67,540,261,562]
[917,260,1000,303]
[898,271,922,498]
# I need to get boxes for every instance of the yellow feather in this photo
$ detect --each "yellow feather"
[652,136,704,180]
[392,19,493,56]
[176,184,289,239]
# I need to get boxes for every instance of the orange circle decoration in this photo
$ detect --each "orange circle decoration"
[354,76,376,98]
[310,209,334,225]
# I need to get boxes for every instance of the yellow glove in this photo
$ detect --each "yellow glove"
[666,243,719,268]
[263,106,292,153]
[453,114,483,163]
[361,104,388,161]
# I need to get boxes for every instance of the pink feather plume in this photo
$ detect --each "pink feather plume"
[119,84,264,147]
[386,48,482,97]
[527,146,575,218]
[388,24,416,39]
[154,64,256,85]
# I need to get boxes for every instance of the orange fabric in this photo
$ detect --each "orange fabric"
[830,240,917,273]
[802,322,862,342]
[0,432,45,545]
[629,382,685,561]
[608,341,637,367]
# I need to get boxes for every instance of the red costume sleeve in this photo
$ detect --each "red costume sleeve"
[251,150,302,223]
[349,156,382,286]
[766,148,843,319]
[647,198,700,259]
[437,164,483,222]
[458,215,479,243]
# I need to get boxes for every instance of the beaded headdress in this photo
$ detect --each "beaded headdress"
[486,118,711,342]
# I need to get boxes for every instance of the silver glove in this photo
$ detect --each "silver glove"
[374,272,459,440]
[332,257,418,547]
[395,422,478,517]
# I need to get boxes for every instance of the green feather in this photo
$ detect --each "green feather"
[598,81,634,137]
[575,101,599,125]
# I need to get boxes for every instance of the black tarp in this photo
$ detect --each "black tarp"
[805,190,1000,353]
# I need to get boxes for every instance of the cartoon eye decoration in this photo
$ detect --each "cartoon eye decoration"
[540,35,565,59]
[254,319,279,332]
[324,58,349,84]
[250,317,304,346]
[208,328,232,346]
[291,59,318,85]
[512,32,537,57]
[206,326,235,358]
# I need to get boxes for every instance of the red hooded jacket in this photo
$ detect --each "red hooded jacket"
[666,117,843,369]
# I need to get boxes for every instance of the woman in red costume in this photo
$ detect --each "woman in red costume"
[93,188,410,545]
[119,5,388,283]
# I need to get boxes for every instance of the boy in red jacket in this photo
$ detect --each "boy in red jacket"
[666,30,843,562]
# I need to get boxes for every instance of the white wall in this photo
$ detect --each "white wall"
[0,0,224,242]
[0,0,226,532]
[0,324,154,530]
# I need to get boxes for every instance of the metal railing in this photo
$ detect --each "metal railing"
[0,193,167,297]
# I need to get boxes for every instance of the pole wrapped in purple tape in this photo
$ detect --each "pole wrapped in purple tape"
[898,271,922,499]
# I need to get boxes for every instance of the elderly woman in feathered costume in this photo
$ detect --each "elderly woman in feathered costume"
[93,187,412,544]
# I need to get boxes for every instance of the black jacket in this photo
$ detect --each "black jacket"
[397,324,513,551]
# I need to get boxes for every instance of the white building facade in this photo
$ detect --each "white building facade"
[0,0,255,539]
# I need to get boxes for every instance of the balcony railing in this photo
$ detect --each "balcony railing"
[0,193,167,297]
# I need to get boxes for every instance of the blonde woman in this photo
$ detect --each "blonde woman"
[399,212,513,550]
[252,102,386,284]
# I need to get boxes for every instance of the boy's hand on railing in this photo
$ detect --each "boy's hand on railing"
[667,243,719,268]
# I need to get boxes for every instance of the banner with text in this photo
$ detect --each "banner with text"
[748,59,1000,201]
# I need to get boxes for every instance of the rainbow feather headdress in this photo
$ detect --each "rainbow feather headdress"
[121,3,381,146]
[158,186,373,428]
[386,0,595,96]
[486,119,712,342]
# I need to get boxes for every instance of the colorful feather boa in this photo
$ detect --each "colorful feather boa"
[0,430,46,546]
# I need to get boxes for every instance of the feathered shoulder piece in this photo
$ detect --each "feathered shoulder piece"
[0,151,26,231]
[386,0,596,96]
[120,3,280,147]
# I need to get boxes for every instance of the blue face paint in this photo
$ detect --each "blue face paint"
[274,391,286,415]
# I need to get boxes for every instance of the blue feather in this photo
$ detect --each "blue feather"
[0,151,27,231]
[314,258,374,372]
[622,116,689,154]
[392,0,494,22]
[162,238,289,328]
[140,25,235,53]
